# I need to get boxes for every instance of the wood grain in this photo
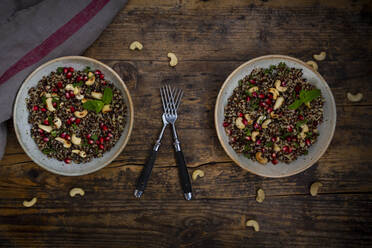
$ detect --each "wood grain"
[1,0,372,247]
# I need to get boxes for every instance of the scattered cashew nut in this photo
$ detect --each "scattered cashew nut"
[274,96,284,110]
[55,137,71,148]
[46,98,56,112]
[69,188,85,197]
[256,188,265,203]
[23,197,37,207]
[313,51,326,61]
[91,92,103,100]
[255,152,268,164]
[347,92,363,102]
[53,117,62,129]
[65,84,74,91]
[235,117,245,130]
[246,220,259,232]
[81,98,88,103]
[102,104,112,113]
[273,144,281,152]
[38,124,52,133]
[268,88,279,99]
[72,149,87,158]
[76,94,84,100]
[248,86,259,94]
[275,80,287,92]
[251,131,259,142]
[310,182,323,196]
[262,119,272,129]
[307,60,318,71]
[270,112,279,119]
[168,52,178,67]
[244,114,253,125]
[192,169,205,181]
[85,72,95,86]
[299,124,309,139]
[129,41,143,51]
[71,134,81,146]
[256,115,266,124]
[74,110,88,118]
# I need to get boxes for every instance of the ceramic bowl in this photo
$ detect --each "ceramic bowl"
[215,55,336,177]
[13,56,134,176]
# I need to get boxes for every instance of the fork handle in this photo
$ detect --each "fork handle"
[134,149,158,198]
[175,150,193,200]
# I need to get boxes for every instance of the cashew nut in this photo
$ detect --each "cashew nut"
[76,94,84,100]
[23,197,37,207]
[313,51,326,61]
[246,220,259,232]
[129,41,143,50]
[74,110,88,118]
[299,124,309,139]
[251,131,259,142]
[45,97,56,112]
[81,98,88,103]
[274,96,284,110]
[85,72,95,86]
[306,60,318,71]
[53,117,62,129]
[73,87,80,95]
[268,88,279,99]
[262,119,272,129]
[69,188,85,197]
[273,144,281,152]
[275,80,287,92]
[71,134,81,146]
[192,169,205,181]
[248,86,259,93]
[235,117,245,130]
[305,102,311,108]
[38,124,52,133]
[72,149,87,158]
[65,84,74,91]
[91,92,103,99]
[167,52,178,67]
[270,112,279,119]
[347,92,363,102]
[102,104,112,113]
[55,137,71,148]
[255,152,268,164]
[244,114,253,125]
[310,182,323,196]
[256,115,266,124]
[256,188,265,203]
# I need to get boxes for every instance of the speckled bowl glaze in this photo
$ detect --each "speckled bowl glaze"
[215,55,336,178]
[13,56,134,176]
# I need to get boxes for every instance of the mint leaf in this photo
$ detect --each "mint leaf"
[42,148,54,154]
[83,100,104,114]
[296,120,307,129]
[51,130,57,137]
[42,95,47,105]
[302,89,321,103]
[83,66,91,73]
[288,99,303,110]
[103,87,113,105]
[57,67,63,74]
[73,81,84,87]
[91,134,98,141]
[244,128,251,136]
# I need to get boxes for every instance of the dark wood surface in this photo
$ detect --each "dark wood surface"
[1,0,372,247]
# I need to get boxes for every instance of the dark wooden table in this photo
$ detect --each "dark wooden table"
[1,0,371,247]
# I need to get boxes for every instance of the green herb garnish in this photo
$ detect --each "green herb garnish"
[91,134,98,141]
[57,67,63,74]
[288,89,321,110]
[102,87,113,105]
[296,120,308,129]
[83,100,104,114]
[265,141,273,147]
[304,150,309,155]
[72,123,78,129]
[244,128,252,136]
[42,148,54,154]
[83,66,91,73]
[73,81,84,87]
[42,95,47,105]
[51,130,57,137]
[48,116,53,124]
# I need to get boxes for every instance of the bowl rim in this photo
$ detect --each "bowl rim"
[13,55,134,176]
[214,54,336,178]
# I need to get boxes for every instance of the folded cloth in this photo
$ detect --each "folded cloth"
[0,0,127,160]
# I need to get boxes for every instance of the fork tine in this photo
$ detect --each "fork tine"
[164,85,173,113]
[175,89,183,110]
[160,86,167,113]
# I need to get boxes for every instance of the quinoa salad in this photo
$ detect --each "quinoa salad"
[223,62,324,165]
[26,66,127,164]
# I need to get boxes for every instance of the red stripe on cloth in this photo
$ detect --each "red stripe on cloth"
[0,0,110,86]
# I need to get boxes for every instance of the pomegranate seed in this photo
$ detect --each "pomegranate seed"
[52,102,57,107]
[99,137,104,144]
[38,129,44,134]
[69,91,75,98]
[86,134,92,139]
[60,133,66,138]
[65,92,70,99]
[258,93,265,99]
[256,139,261,145]
[267,93,273,99]
[66,72,72,79]
[243,119,248,125]
[281,81,287,87]
[295,84,301,93]
[57,81,63,88]
[69,117,76,122]
[287,126,293,132]
[305,139,311,146]
[271,137,277,142]
[41,108,47,112]
[96,140,100,145]
[272,159,278,165]
[88,139,94,145]
[99,123,104,128]
[238,112,243,117]
[271,153,277,159]
[64,158,71,164]
[99,74,104,79]
[246,96,251,102]
[259,101,266,107]
[283,146,289,153]
[313,121,318,127]
[223,122,229,127]
[108,133,113,138]
[102,81,107,86]
[253,123,260,130]
[43,137,49,142]
[65,134,71,140]
[102,125,108,131]
[76,76,83,82]
[95,70,101,75]
[66,119,71,125]
[226,129,232,135]
[261,148,265,153]
[230,137,236,143]
[288,147,293,153]
[298,114,304,120]
[267,107,273,113]
[68,67,74,72]
[99,144,104,150]
[63,68,68,74]
[83,76,88,81]
[70,106,75,112]
[105,136,110,141]
[43,120,49,125]
[252,92,258,98]
[75,118,81,124]
[249,79,256,84]
[292,137,297,142]
[286,136,292,142]
[33,106,39,111]
[52,88,58,92]
[245,136,251,141]
[265,98,272,105]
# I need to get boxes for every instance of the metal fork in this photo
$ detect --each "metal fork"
[134,86,187,198]
[163,85,193,200]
